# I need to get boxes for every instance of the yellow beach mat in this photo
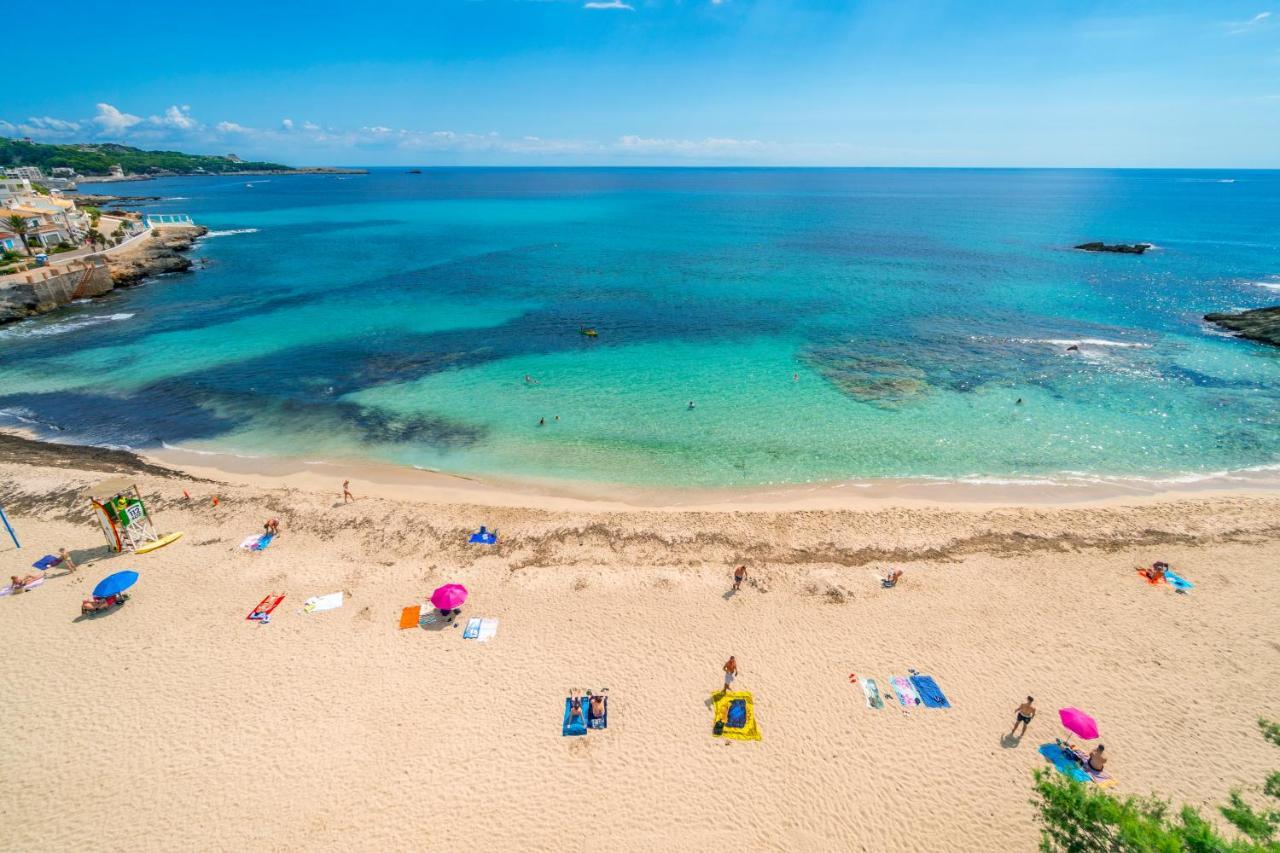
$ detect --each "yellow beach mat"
[712,691,761,741]
[134,532,183,554]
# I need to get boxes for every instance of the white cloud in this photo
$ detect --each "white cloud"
[302,121,321,131]
[281,118,295,130]
[216,121,251,133]
[153,104,198,130]
[1228,11,1272,33]
[584,0,633,9]
[93,103,143,133]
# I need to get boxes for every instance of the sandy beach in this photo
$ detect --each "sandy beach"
[1,434,1278,852]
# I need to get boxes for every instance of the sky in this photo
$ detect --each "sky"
[3,0,1278,167]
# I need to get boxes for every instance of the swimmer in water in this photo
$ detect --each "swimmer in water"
[1016,398,1024,405]
[538,417,545,426]
[688,401,696,410]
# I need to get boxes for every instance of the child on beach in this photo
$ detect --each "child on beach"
[342,480,354,504]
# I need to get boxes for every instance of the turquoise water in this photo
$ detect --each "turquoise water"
[1,168,1278,488]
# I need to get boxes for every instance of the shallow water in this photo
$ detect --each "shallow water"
[2,168,1278,488]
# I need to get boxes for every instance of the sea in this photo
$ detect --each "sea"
[1,168,1277,491]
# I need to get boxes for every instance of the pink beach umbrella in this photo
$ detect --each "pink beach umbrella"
[1058,707,1100,741]
[431,583,468,612]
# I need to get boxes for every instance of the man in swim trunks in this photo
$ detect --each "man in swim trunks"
[589,693,606,721]
[732,565,746,591]
[1011,696,1036,737]
[1087,744,1106,773]
[723,656,738,691]
[568,690,585,724]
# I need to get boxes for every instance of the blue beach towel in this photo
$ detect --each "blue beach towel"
[910,674,951,709]
[1165,570,1193,592]
[1039,743,1091,783]
[253,533,275,551]
[562,698,588,736]
[469,526,498,545]
[32,555,60,570]
[463,617,481,639]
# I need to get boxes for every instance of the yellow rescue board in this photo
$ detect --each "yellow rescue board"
[134,531,184,554]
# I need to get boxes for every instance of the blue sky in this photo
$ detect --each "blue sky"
[4,0,1278,167]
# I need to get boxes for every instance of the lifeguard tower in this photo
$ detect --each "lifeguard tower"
[87,479,181,554]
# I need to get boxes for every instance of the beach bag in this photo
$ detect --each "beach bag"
[727,699,747,729]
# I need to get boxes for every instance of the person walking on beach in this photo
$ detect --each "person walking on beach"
[1011,696,1036,737]
[723,656,738,691]
[732,565,747,591]
[342,480,354,504]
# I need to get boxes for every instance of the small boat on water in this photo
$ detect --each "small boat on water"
[407,169,422,174]
[579,327,598,338]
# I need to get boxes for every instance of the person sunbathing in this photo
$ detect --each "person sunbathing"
[568,691,585,724]
[589,693,606,720]
[10,574,39,592]
[1087,745,1107,773]
[81,595,116,614]
[882,569,903,588]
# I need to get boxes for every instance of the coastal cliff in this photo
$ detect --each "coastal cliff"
[0,225,206,326]
[1205,306,1280,348]
[107,225,207,285]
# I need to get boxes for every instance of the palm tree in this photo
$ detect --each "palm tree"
[85,228,106,250]
[5,214,33,256]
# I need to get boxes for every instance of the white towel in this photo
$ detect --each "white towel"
[304,591,344,613]
[239,534,264,550]
[477,618,499,642]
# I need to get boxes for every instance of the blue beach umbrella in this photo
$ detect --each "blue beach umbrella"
[93,571,139,599]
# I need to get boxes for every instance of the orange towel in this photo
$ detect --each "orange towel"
[1135,568,1165,586]
[399,605,421,629]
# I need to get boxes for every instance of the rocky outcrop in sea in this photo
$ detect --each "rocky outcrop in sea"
[1074,242,1152,254]
[1204,306,1280,348]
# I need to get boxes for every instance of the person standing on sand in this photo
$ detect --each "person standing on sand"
[54,548,77,573]
[723,656,738,691]
[732,565,747,591]
[1011,696,1036,737]
[343,480,354,504]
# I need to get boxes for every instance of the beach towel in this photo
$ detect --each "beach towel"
[0,577,45,596]
[1039,743,1117,788]
[562,698,588,736]
[1165,569,1193,592]
[711,691,762,741]
[469,526,497,545]
[247,594,284,620]
[304,592,343,613]
[463,617,482,639]
[587,695,608,730]
[859,677,884,710]
[477,618,499,642]
[240,533,274,551]
[399,605,421,629]
[910,674,951,709]
[891,676,922,708]
[32,555,60,570]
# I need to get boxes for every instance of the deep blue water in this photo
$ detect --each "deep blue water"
[1,168,1277,487]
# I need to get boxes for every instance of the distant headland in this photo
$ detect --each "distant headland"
[0,137,365,184]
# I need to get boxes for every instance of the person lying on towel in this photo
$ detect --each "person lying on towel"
[881,569,903,588]
[589,693,606,720]
[568,691,585,725]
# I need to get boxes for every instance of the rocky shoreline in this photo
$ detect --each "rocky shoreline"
[1204,306,1280,348]
[0,225,206,325]
[107,225,208,286]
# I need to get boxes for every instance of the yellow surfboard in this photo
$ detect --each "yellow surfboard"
[134,531,184,554]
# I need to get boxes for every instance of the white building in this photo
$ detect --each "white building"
[0,177,33,202]
[3,165,45,182]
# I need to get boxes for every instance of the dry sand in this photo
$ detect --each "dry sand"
[1,436,1278,852]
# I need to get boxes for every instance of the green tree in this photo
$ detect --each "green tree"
[1032,719,1280,851]
[85,228,106,250]
[5,214,32,256]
